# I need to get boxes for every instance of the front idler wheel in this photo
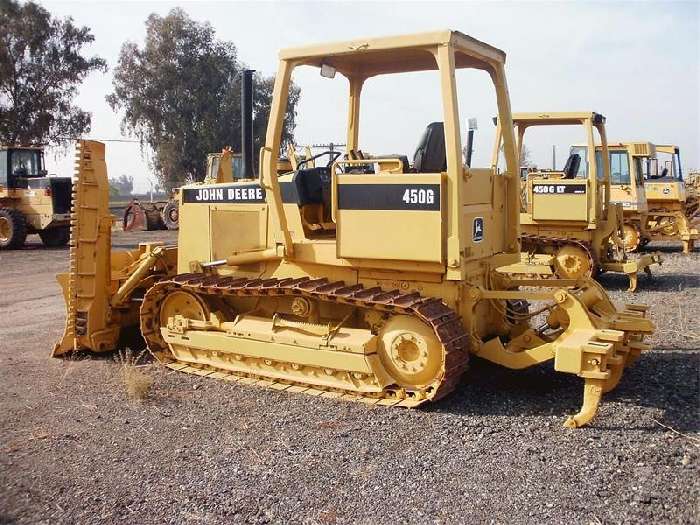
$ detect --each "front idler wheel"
[159,290,209,329]
[554,244,591,280]
[377,315,444,389]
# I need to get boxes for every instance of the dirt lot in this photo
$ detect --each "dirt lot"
[1,232,698,524]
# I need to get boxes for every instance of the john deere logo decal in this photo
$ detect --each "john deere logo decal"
[473,217,484,243]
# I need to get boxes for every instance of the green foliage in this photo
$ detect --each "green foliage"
[107,8,300,191]
[108,183,120,198]
[109,174,133,196]
[0,0,106,145]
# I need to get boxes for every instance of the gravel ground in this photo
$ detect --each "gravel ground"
[0,233,698,524]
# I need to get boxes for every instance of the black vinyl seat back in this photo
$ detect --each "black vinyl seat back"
[413,122,447,173]
[563,153,581,179]
[283,167,332,206]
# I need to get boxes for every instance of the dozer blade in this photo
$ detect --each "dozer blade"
[53,141,118,356]
[53,140,177,357]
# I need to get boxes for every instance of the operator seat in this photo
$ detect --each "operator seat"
[413,122,447,173]
[562,153,581,179]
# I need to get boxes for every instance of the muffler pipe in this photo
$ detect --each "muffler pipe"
[241,69,255,180]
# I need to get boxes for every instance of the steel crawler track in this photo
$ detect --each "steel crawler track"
[519,234,597,277]
[140,273,470,406]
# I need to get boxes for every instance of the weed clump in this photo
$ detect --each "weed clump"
[117,349,153,402]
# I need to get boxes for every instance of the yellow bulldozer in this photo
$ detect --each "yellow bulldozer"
[643,145,698,253]
[53,31,655,428]
[554,141,655,253]
[0,145,72,249]
[600,142,654,252]
[590,142,698,253]
[495,113,660,291]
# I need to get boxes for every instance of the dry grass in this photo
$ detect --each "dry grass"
[116,349,153,402]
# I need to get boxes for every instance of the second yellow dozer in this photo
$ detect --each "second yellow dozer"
[53,31,654,428]
[593,142,698,253]
[643,145,698,253]
[598,141,655,253]
[495,112,661,291]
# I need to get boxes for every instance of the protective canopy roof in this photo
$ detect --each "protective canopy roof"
[511,112,605,127]
[279,30,506,77]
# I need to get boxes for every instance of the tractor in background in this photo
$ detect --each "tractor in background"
[0,145,71,249]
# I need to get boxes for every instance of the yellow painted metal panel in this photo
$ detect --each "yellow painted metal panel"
[335,173,444,263]
[532,190,589,221]
[177,202,211,272]
[210,205,268,260]
[162,329,376,373]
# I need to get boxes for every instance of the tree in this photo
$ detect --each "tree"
[0,0,106,145]
[495,142,535,169]
[107,8,300,191]
[109,174,133,196]
[520,144,533,167]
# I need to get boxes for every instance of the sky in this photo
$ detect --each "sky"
[41,0,700,192]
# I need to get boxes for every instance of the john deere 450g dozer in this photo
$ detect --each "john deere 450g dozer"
[54,31,654,428]
[494,113,660,291]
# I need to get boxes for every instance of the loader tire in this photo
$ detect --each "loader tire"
[39,226,70,247]
[161,200,179,230]
[0,208,27,250]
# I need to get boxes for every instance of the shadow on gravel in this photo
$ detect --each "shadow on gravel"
[597,271,700,291]
[13,244,68,252]
[431,349,699,432]
[639,243,699,255]
[0,514,17,525]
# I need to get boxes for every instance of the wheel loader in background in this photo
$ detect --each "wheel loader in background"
[643,145,698,253]
[53,31,655,428]
[494,113,661,291]
[0,145,72,249]
[122,193,179,232]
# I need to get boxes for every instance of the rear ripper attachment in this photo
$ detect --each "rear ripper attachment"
[478,275,654,427]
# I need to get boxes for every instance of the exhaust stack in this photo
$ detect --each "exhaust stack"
[241,69,255,179]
